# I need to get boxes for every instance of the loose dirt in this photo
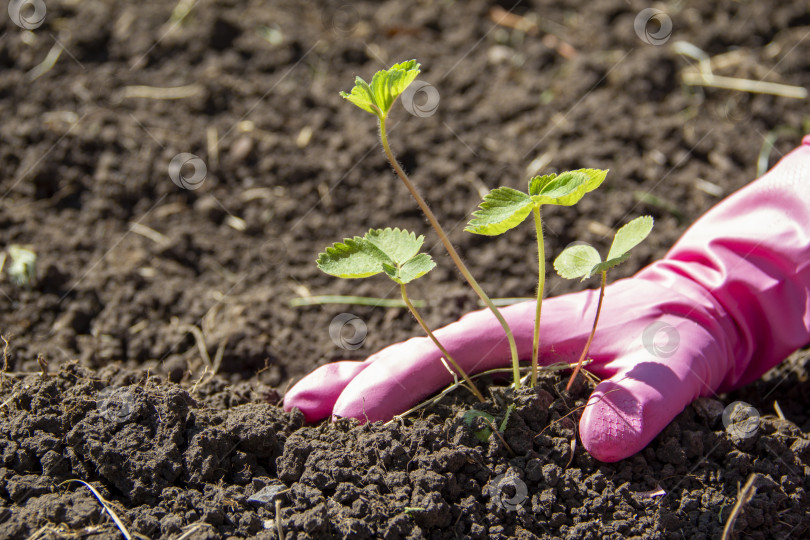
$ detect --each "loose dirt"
[1,0,809,538]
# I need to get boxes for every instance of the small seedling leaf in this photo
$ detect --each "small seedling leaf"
[465,187,534,235]
[317,237,391,278]
[590,252,632,275]
[339,76,378,115]
[318,228,436,284]
[574,168,609,192]
[462,409,496,442]
[381,254,436,284]
[606,215,654,261]
[554,215,653,281]
[340,60,421,118]
[365,227,424,265]
[553,244,602,279]
[528,173,557,196]
[382,262,399,282]
[397,253,436,284]
[529,171,587,206]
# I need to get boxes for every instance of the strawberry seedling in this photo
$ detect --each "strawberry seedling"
[317,227,485,402]
[340,60,522,388]
[466,169,607,387]
[554,215,654,390]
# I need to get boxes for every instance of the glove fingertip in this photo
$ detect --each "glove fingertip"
[579,381,648,462]
[283,360,371,423]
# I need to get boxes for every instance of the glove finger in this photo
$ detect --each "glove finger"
[579,322,726,461]
[332,325,533,423]
[330,296,600,423]
[283,359,372,422]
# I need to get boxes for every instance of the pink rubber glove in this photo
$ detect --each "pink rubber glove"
[285,136,810,462]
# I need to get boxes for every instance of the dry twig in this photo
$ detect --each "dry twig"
[722,473,758,540]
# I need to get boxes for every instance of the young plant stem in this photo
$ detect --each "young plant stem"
[531,207,545,388]
[400,284,485,402]
[565,270,606,391]
[379,117,522,389]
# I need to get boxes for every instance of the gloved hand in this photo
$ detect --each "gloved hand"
[284,136,810,462]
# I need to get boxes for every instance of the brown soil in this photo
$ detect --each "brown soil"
[1,0,809,538]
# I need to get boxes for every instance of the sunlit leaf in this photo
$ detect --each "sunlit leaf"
[590,252,631,276]
[316,237,390,278]
[574,168,609,193]
[553,244,602,280]
[397,253,436,284]
[317,227,435,284]
[530,171,588,206]
[553,215,653,281]
[365,227,424,265]
[528,173,557,196]
[606,215,654,261]
[465,187,534,236]
[339,60,421,118]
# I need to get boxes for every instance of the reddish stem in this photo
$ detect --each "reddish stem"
[566,271,606,391]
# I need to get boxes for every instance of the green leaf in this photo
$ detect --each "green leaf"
[528,174,557,196]
[382,262,399,282]
[317,227,436,284]
[530,171,587,206]
[316,237,391,278]
[573,168,609,192]
[404,507,426,515]
[465,187,534,236]
[380,253,436,284]
[365,227,424,265]
[606,215,654,261]
[397,253,436,284]
[590,252,632,275]
[553,244,602,280]
[339,76,377,115]
[339,60,421,118]
[553,215,653,280]
[527,168,608,207]
[462,410,495,442]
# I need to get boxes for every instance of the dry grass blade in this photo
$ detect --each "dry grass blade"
[129,222,170,246]
[680,71,807,99]
[182,324,212,370]
[388,361,594,424]
[275,499,286,540]
[0,390,17,412]
[172,522,209,540]
[1,335,9,373]
[721,473,758,540]
[27,42,64,81]
[121,84,203,100]
[564,436,576,469]
[60,479,132,540]
[773,400,786,421]
[674,41,807,99]
[24,525,49,540]
[483,417,515,456]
